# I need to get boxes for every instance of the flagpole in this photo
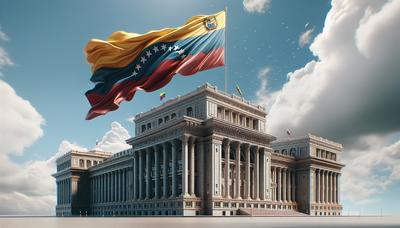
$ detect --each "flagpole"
[224,6,228,94]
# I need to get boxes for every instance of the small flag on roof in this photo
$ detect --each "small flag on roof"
[160,92,166,101]
[236,84,243,97]
[286,128,292,136]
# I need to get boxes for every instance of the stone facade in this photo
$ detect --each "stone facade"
[53,83,344,216]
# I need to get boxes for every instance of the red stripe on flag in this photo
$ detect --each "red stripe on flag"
[86,48,224,120]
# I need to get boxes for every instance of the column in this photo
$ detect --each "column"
[278,167,282,202]
[271,167,275,201]
[316,170,319,203]
[288,169,292,202]
[337,173,341,203]
[291,171,295,201]
[328,171,332,203]
[254,147,260,200]
[112,171,116,202]
[224,140,230,199]
[154,146,160,199]
[333,172,337,204]
[146,148,151,199]
[325,171,328,204]
[122,169,126,201]
[319,170,323,203]
[139,150,143,200]
[198,141,205,198]
[260,148,266,200]
[181,136,190,197]
[171,140,177,197]
[282,169,287,202]
[235,142,241,199]
[330,171,333,204]
[322,170,326,203]
[117,171,120,202]
[190,138,195,196]
[163,143,168,198]
[245,144,251,199]
[133,153,137,200]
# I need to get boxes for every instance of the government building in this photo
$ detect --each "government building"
[53,83,344,216]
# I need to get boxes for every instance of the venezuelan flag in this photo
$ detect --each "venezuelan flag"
[85,11,225,120]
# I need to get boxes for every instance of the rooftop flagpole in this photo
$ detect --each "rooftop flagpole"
[224,6,228,93]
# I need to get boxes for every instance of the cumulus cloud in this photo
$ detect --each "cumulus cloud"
[255,0,400,204]
[259,0,400,146]
[0,25,9,41]
[94,121,131,153]
[0,81,44,156]
[342,135,400,205]
[255,67,279,110]
[298,27,315,48]
[243,0,271,13]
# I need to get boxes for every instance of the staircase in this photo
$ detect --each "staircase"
[237,208,309,217]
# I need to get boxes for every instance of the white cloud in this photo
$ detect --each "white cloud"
[299,27,315,48]
[243,0,271,13]
[94,121,131,153]
[0,80,44,156]
[342,135,400,205]
[255,67,278,110]
[257,0,400,144]
[255,0,400,204]
[0,25,9,42]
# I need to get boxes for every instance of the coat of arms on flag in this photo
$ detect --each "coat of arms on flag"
[84,11,226,120]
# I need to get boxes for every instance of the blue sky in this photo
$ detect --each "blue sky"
[0,0,329,163]
[1,0,400,216]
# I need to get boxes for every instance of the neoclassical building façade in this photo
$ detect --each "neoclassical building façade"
[53,83,344,217]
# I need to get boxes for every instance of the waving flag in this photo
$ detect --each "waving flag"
[85,11,225,120]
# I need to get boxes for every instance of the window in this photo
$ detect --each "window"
[79,159,84,168]
[171,113,176,119]
[147,123,151,129]
[158,118,163,125]
[225,110,230,121]
[186,107,193,117]
[164,116,170,122]
[232,113,237,123]
[86,160,92,167]
[217,107,223,119]
[141,124,146,133]
[93,161,98,165]
[246,118,250,127]
[253,119,259,130]
[239,116,243,125]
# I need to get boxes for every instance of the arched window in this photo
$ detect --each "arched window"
[93,161,98,165]
[158,118,163,125]
[79,159,84,168]
[86,160,92,168]
[147,123,151,129]
[164,116,170,122]
[290,148,296,156]
[141,124,146,132]
[186,107,193,117]
[171,113,176,119]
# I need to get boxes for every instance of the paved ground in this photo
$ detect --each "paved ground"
[0,216,399,228]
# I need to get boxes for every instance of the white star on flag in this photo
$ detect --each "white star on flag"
[146,50,152,57]
[161,44,167,51]
[153,46,159,52]
[135,64,141,70]
[141,57,147,63]
[174,45,179,51]
[131,71,138,77]
[168,46,173,51]
[178,49,184,55]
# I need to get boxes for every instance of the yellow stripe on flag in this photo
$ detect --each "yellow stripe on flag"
[85,11,226,73]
